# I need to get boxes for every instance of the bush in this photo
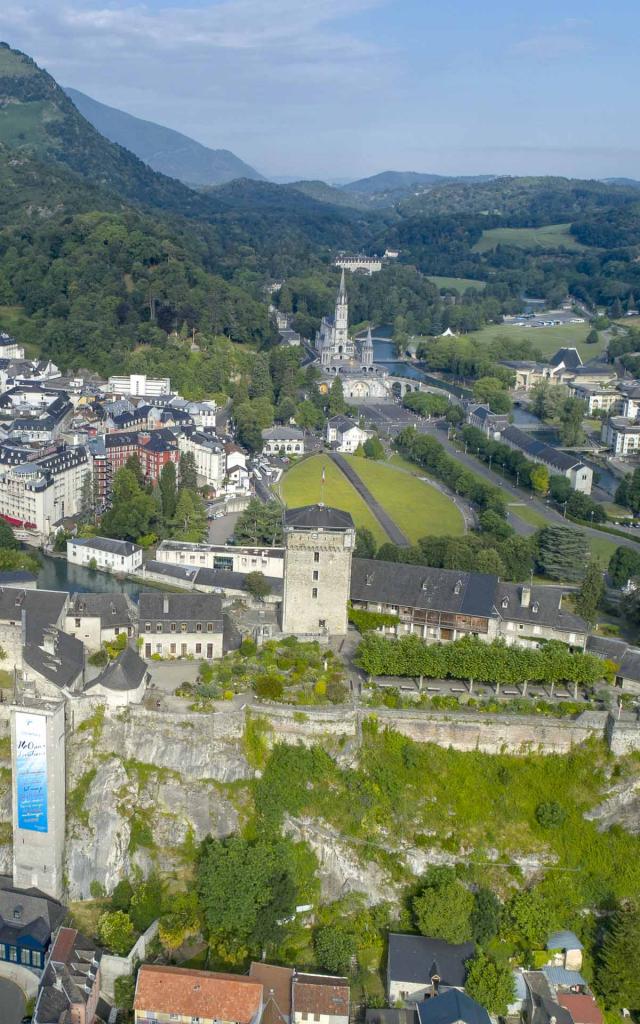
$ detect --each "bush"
[255,675,284,701]
[314,925,356,974]
[97,910,136,956]
[111,878,133,912]
[535,801,567,828]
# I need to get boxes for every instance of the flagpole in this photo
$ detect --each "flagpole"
[321,463,326,504]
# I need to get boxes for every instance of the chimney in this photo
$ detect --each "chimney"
[520,585,531,608]
[42,629,56,655]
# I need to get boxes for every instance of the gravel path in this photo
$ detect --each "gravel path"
[329,452,410,547]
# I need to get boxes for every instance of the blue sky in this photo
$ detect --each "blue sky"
[1,0,638,181]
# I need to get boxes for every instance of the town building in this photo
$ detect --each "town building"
[601,416,640,456]
[334,253,383,275]
[500,425,593,494]
[106,373,171,397]
[140,560,283,604]
[34,926,102,1024]
[84,645,149,708]
[262,427,305,456]
[416,991,491,1024]
[0,444,91,533]
[178,430,226,489]
[138,591,224,659]
[281,504,355,637]
[156,540,285,578]
[0,332,25,360]
[567,382,622,416]
[387,933,474,1003]
[466,405,510,438]
[317,271,355,364]
[325,415,372,452]
[291,973,350,1024]
[249,962,293,1024]
[65,592,134,650]
[67,537,143,575]
[104,428,179,485]
[133,965,264,1024]
[0,879,65,972]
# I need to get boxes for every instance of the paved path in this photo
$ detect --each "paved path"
[0,978,25,1024]
[329,452,410,547]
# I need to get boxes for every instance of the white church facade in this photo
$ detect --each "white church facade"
[315,272,390,399]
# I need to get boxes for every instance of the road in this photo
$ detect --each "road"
[329,452,410,546]
[0,978,25,1024]
[424,422,640,552]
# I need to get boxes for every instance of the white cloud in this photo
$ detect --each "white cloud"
[512,19,592,60]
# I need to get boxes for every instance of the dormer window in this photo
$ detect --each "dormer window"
[532,602,539,614]
[365,574,374,586]
[501,597,509,609]
[454,580,463,595]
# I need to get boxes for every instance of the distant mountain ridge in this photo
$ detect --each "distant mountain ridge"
[65,87,262,187]
[342,170,496,195]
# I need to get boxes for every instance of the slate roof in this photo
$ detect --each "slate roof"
[416,990,491,1024]
[0,570,36,586]
[70,536,141,557]
[284,504,355,531]
[501,425,585,472]
[585,636,629,662]
[36,927,101,1023]
[292,973,350,1017]
[547,931,583,951]
[328,414,359,432]
[542,967,587,988]
[0,879,65,950]
[524,972,573,1024]
[367,1010,419,1024]
[262,427,304,440]
[23,626,85,690]
[69,592,132,628]
[138,590,223,627]
[143,562,284,597]
[617,648,640,681]
[134,966,263,1022]
[351,559,497,619]
[387,933,475,988]
[550,348,583,370]
[86,645,148,693]
[495,584,587,634]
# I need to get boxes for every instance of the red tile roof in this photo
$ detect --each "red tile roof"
[558,994,604,1024]
[250,963,293,1016]
[134,965,263,1022]
[292,974,350,1017]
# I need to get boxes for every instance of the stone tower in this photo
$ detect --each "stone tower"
[11,698,66,900]
[361,326,374,368]
[281,504,355,636]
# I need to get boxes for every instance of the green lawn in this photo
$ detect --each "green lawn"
[344,456,464,543]
[428,275,486,293]
[587,533,621,566]
[507,502,621,565]
[473,223,587,253]
[464,321,604,360]
[277,455,389,545]
[507,502,548,529]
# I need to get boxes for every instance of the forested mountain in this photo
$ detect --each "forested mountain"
[342,170,495,199]
[65,87,262,188]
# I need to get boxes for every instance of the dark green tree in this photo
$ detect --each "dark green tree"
[465,953,515,1015]
[471,888,501,946]
[363,436,385,460]
[159,460,178,520]
[179,451,198,493]
[328,378,347,416]
[245,571,272,600]
[354,527,377,559]
[608,547,640,589]
[249,353,274,401]
[536,526,588,581]
[586,328,599,345]
[413,867,474,944]
[129,876,163,933]
[314,926,356,975]
[235,499,283,545]
[596,908,640,1010]
[575,561,604,623]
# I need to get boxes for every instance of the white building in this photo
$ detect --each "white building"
[0,333,25,359]
[106,374,171,397]
[602,417,640,456]
[67,536,143,574]
[0,445,91,533]
[261,427,305,456]
[178,431,226,489]
[156,540,285,578]
[317,271,355,364]
[65,592,134,651]
[325,415,372,453]
[568,382,622,416]
[138,591,224,660]
[84,645,149,708]
[334,254,382,275]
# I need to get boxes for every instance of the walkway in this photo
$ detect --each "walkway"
[329,452,410,547]
[0,977,26,1024]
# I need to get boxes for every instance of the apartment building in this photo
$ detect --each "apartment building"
[133,965,263,1024]
[138,592,223,660]
[0,444,91,533]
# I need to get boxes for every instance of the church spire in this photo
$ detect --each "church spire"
[361,325,374,368]
[337,268,347,303]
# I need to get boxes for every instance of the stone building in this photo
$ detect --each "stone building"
[281,504,355,637]
[138,592,224,660]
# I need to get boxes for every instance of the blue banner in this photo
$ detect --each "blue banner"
[15,712,48,833]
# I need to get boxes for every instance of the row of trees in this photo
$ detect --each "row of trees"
[356,633,612,687]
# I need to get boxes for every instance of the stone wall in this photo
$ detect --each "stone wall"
[100,920,158,1000]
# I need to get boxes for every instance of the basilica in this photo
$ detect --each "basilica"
[315,271,390,399]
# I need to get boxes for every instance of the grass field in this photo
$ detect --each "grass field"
[507,502,621,565]
[473,223,587,253]
[277,455,389,545]
[344,456,464,543]
[428,276,486,293]
[464,321,604,359]
[507,502,548,529]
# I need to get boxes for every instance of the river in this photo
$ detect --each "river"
[37,554,143,600]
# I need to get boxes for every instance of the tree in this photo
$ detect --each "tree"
[235,499,283,545]
[535,801,567,828]
[158,891,200,952]
[110,878,133,912]
[586,328,599,345]
[129,876,163,932]
[328,378,347,416]
[530,465,550,496]
[159,460,178,520]
[97,910,136,956]
[473,376,511,414]
[558,397,586,446]
[575,562,604,623]
[536,526,588,582]
[616,467,640,514]
[363,436,385,460]
[245,571,272,601]
[101,467,158,543]
[549,474,573,503]
[609,547,640,589]
[413,867,474,944]
[465,953,515,1015]
[596,908,640,1011]
[531,380,561,421]
[196,836,298,957]
[314,926,356,975]
[610,297,624,320]
[354,527,377,559]
[0,518,18,550]
[471,888,501,946]
[249,353,274,401]
[172,489,207,541]
[505,889,551,948]
[125,454,145,488]
[179,451,198,493]
[80,470,95,516]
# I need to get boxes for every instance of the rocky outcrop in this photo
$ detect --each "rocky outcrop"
[585,777,640,833]
[284,816,392,904]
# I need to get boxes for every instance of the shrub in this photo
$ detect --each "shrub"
[535,801,567,828]
[314,925,356,974]
[97,910,136,955]
[255,675,284,701]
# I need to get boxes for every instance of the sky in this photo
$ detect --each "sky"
[1,0,639,182]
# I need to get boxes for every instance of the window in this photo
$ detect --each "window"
[156,623,163,632]
[0,943,5,960]
[319,619,326,629]
[181,622,187,632]
[196,643,202,655]
[207,623,214,632]
[170,622,176,632]
[312,570,319,581]
[21,948,30,965]
[314,551,320,563]
[75,618,81,627]
[170,643,176,655]
[145,622,151,632]
[196,623,202,632]
[312,588,318,599]
[9,946,17,962]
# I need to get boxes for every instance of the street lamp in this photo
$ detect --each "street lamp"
[563,501,568,518]
[516,470,520,487]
